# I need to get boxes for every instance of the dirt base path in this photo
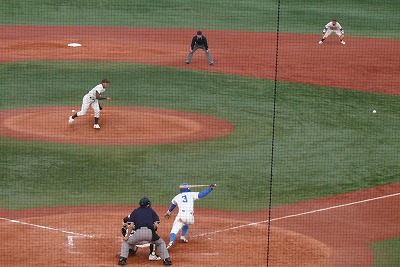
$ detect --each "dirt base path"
[1,26,399,94]
[1,183,399,266]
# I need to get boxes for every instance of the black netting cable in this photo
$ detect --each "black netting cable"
[266,0,281,266]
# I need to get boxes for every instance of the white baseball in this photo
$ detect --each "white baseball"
[372,110,376,113]
[72,109,76,112]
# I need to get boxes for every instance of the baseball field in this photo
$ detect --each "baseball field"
[1,0,399,266]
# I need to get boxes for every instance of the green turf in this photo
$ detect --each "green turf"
[1,61,399,211]
[0,0,399,37]
[370,237,400,266]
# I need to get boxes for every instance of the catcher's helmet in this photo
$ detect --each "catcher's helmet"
[139,197,151,208]
[180,183,190,193]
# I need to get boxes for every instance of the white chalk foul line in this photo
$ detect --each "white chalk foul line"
[193,191,400,238]
[1,192,398,240]
[0,217,93,238]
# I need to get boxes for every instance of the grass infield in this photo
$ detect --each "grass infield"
[1,61,399,212]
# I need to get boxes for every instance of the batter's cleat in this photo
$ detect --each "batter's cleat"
[180,236,189,243]
[340,40,346,45]
[318,41,323,44]
[149,253,162,261]
[118,257,127,266]
[185,61,189,64]
[166,242,174,250]
[68,116,74,123]
[210,63,214,66]
[93,124,100,129]
[163,257,172,266]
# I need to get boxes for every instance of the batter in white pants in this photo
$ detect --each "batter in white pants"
[68,79,111,129]
[164,185,215,249]
[170,210,194,234]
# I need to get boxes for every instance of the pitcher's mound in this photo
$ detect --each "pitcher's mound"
[0,106,234,145]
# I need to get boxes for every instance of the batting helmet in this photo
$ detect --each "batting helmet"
[180,183,190,193]
[139,197,151,208]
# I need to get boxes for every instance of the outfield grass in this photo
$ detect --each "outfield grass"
[1,61,399,211]
[370,237,400,266]
[0,0,399,38]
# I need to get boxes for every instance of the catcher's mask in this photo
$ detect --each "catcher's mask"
[180,183,190,193]
[139,197,151,208]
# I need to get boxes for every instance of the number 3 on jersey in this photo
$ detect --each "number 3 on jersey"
[182,195,188,202]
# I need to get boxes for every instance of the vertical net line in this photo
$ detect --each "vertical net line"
[267,0,281,266]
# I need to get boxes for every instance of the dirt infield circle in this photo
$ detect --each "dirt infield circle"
[0,106,234,145]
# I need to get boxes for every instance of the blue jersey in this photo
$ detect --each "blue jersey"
[128,207,160,230]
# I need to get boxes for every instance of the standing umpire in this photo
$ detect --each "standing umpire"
[185,31,214,65]
[118,197,172,266]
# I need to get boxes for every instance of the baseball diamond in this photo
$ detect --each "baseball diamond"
[1,0,400,266]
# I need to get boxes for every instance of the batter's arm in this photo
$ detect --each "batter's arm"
[198,187,213,198]
[164,203,177,219]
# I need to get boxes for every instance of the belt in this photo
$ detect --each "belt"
[181,210,193,214]
[134,226,151,230]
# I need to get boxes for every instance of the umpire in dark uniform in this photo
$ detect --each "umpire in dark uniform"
[185,30,214,65]
[118,197,172,266]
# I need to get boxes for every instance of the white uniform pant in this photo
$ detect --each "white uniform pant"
[171,211,194,234]
[77,95,100,118]
[323,29,342,39]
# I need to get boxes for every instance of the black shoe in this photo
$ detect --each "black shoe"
[163,257,172,266]
[210,63,214,66]
[118,257,127,266]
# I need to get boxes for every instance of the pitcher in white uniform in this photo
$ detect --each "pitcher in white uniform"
[164,183,216,250]
[68,79,111,129]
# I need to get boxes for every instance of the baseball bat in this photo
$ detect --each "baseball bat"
[179,184,216,189]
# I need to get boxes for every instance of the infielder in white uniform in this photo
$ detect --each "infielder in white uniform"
[319,18,346,45]
[68,79,111,129]
[164,183,216,250]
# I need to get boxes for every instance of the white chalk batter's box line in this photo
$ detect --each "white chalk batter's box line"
[1,191,399,241]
